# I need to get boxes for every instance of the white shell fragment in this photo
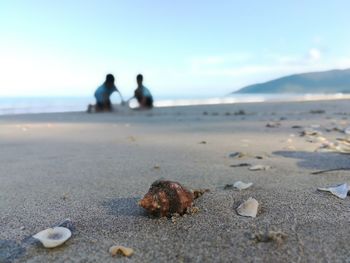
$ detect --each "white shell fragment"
[318,183,349,199]
[344,126,350,135]
[317,137,350,153]
[236,197,259,218]
[249,165,271,171]
[233,181,253,190]
[33,227,72,248]
[109,245,134,257]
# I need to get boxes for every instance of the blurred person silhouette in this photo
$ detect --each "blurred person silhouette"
[128,74,153,109]
[87,74,124,112]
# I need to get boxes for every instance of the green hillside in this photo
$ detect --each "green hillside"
[235,69,350,94]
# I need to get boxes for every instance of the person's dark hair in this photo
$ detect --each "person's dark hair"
[105,74,115,83]
[136,74,143,82]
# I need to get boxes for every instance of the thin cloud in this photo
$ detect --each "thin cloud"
[190,52,253,67]
[183,49,350,92]
[308,48,322,61]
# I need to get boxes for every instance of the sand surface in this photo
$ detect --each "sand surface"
[1,100,350,262]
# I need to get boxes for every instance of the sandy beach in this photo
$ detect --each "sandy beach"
[1,99,350,262]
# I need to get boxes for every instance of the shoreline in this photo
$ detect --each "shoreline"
[1,93,350,117]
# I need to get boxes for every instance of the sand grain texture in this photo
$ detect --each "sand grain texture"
[1,100,350,262]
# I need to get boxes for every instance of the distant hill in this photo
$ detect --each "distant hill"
[234,68,350,94]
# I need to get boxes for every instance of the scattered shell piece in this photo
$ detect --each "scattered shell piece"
[337,137,350,144]
[171,213,181,224]
[109,245,134,257]
[33,227,71,248]
[326,126,345,133]
[186,206,200,215]
[266,122,280,128]
[311,167,350,174]
[310,109,325,114]
[230,163,251,168]
[300,129,321,137]
[153,165,160,170]
[236,197,259,218]
[192,188,210,199]
[61,193,69,200]
[337,138,350,147]
[139,180,194,217]
[252,230,287,245]
[233,181,253,190]
[249,165,271,171]
[317,138,350,153]
[199,141,207,144]
[228,152,245,158]
[318,183,349,199]
[316,136,327,142]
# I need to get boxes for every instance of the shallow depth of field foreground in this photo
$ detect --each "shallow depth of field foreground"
[1,99,350,262]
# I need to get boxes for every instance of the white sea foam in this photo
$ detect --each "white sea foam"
[153,93,350,107]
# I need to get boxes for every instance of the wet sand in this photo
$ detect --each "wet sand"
[1,100,350,262]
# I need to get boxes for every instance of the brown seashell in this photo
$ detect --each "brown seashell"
[139,180,194,217]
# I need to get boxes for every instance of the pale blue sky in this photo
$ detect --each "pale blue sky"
[1,0,350,98]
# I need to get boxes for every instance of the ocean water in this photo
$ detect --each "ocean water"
[0,94,350,115]
[0,97,93,115]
